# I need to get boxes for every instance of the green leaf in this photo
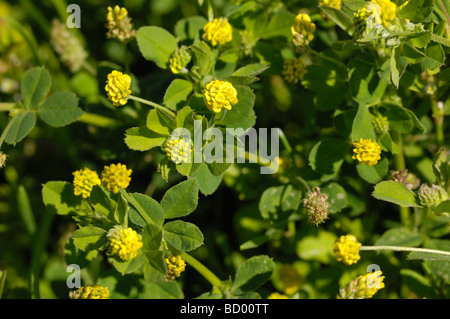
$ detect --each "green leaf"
[128,193,165,227]
[372,181,422,207]
[4,111,36,145]
[17,185,36,235]
[136,26,178,69]
[37,91,83,127]
[319,6,354,35]
[110,253,146,275]
[421,240,450,281]
[400,269,437,299]
[163,79,194,111]
[259,184,302,221]
[390,45,408,88]
[142,223,163,251]
[124,127,167,151]
[163,220,204,252]
[356,157,389,184]
[146,109,175,135]
[308,138,349,175]
[382,103,414,133]
[348,58,387,105]
[190,163,223,196]
[352,104,376,141]
[296,230,337,264]
[138,280,184,299]
[174,16,207,42]
[190,41,214,76]
[89,185,116,217]
[161,178,199,219]
[321,182,348,214]
[231,255,275,295]
[21,67,51,109]
[72,226,108,251]
[260,11,295,39]
[420,43,444,71]
[232,63,270,77]
[214,85,256,131]
[114,193,128,226]
[402,43,426,64]
[42,181,82,215]
[375,228,423,247]
[399,0,434,22]
[343,0,366,10]
[144,250,167,276]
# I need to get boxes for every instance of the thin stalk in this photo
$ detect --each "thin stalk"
[127,95,176,119]
[179,252,222,288]
[78,112,119,128]
[360,245,450,257]
[307,47,347,69]
[279,129,293,154]
[119,189,152,225]
[437,0,450,28]
[0,104,16,112]
[392,131,411,227]
[431,101,445,146]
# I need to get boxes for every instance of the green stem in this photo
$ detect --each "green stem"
[179,252,222,288]
[0,114,17,151]
[307,47,347,69]
[431,100,444,146]
[437,0,450,31]
[0,103,16,112]
[127,95,176,119]
[279,129,293,154]
[360,245,450,257]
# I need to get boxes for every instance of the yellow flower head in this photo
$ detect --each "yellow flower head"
[203,80,238,113]
[352,138,382,166]
[333,234,361,265]
[164,136,191,164]
[291,13,316,47]
[106,5,135,42]
[319,0,342,10]
[267,292,290,299]
[371,0,397,27]
[169,45,192,74]
[73,168,101,198]
[165,253,186,280]
[107,226,143,261]
[70,284,110,299]
[105,70,132,107]
[202,17,233,46]
[282,57,307,84]
[338,271,385,299]
[101,163,132,194]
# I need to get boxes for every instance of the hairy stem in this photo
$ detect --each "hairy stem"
[360,245,450,257]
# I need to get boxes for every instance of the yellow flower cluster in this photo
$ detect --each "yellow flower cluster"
[0,152,7,169]
[107,226,143,261]
[70,284,110,299]
[267,292,289,299]
[338,271,385,299]
[352,138,382,166]
[73,168,101,198]
[319,0,342,9]
[101,163,132,194]
[164,136,191,164]
[355,0,397,30]
[105,70,132,106]
[333,234,361,265]
[202,17,233,46]
[106,5,135,42]
[165,253,186,280]
[291,13,316,47]
[203,80,238,113]
[282,57,307,84]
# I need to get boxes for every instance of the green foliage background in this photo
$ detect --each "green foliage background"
[0,0,450,299]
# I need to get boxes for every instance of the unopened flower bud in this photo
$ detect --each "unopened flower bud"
[389,169,420,190]
[169,46,192,74]
[417,184,449,209]
[372,114,389,135]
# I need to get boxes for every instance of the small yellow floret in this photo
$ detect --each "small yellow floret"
[267,292,290,299]
[319,0,342,9]
[165,253,186,280]
[70,284,109,299]
[282,57,307,84]
[291,13,316,47]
